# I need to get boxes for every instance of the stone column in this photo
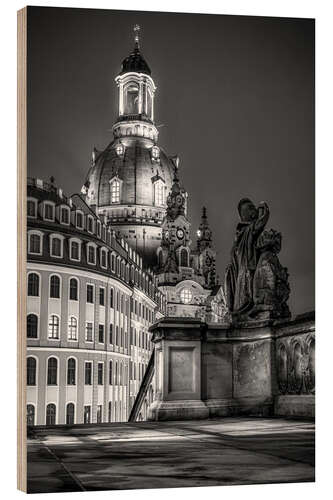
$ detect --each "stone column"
[148,318,209,421]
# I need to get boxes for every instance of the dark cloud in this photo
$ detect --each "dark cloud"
[27,7,314,315]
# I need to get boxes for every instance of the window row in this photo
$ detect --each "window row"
[27,274,156,322]
[27,199,106,238]
[27,357,128,387]
[27,400,125,426]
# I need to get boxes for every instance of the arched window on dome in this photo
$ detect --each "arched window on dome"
[110,177,122,204]
[180,248,189,267]
[154,179,165,207]
[124,83,139,115]
[146,87,153,119]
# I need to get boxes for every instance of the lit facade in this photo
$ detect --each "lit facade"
[26,178,166,425]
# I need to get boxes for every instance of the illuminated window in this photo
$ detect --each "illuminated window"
[124,83,139,114]
[154,180,165,206]
[111,179,120,203]
[68,317,77,340]
[48,315,60,339]
[151,146,159,160]
[180,288,192,304]
[116,143,124,156]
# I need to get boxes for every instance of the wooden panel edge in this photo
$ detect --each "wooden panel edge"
[17,6,27,493]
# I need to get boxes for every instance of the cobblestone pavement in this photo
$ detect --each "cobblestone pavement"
[27,417,315,493]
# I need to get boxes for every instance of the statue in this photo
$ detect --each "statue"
[224,198,290,322]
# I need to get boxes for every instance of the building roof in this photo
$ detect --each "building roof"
[120,45,151,76]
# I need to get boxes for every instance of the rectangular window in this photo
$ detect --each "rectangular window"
[88,245,96,264]
[98,324,104,343]
[83,405,91,424]
[84,362,92,385]
[87,216,94,233]
[29,234,41,254]
[111,254,115,272]
[70,241,80,261]
[99,288,105,306]
[86,284,94,303]
[109,324,113,344]
[97,404,102,423]
[98,363,103,385]
[101,249,107,268]
[51,237,62,257]
[85,322,93,342]
[110,288,114,308]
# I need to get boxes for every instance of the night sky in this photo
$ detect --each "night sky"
[27,7,315,315]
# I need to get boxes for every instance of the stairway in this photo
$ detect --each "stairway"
[128,350,155,422]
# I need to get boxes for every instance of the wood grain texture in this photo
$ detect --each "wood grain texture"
[17,6,27,493]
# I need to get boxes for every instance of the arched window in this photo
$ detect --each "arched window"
[87,244,96,265]
[180,248,188,267]
[29,233,41,254]
[109,360,113,385]
[66,403,75,425]
[48,315,60,339]
[50,275,60,298]
[146,88,152,119]
[69,278,78,301]
[27,314,38,338]
[46,403,56,425]
[124,83,139,114]
[278,344,288,393]
[27,404,35,426]
[154,180,165,206]
[110,179,120,203]
[67,358,76,385]
[28,273,39,296]
[47,357,58,385]
[27,199,37,218]
[294,343,303,393]
[68,316,77,341]
[108,401,112,422]
[180,288,192,304]
[27,357,36,385]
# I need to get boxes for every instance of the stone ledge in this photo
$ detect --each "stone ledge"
[274,395,315,418]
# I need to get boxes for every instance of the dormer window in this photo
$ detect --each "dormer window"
[27,198,37,218]
[151,146,160,161]
[76,211,84,229]
[100,248,108,269]
[97,220,101,238]
[115,143,125,156]
[87,215,94,234]
[60,206,70,225]
[44,202,55,221]
[154,179,165,207]
[109,177,122,204]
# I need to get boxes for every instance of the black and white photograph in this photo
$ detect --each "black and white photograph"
[18,4,315,494]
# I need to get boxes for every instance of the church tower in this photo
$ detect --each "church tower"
[195,207,217,288]
[82,26,178,268]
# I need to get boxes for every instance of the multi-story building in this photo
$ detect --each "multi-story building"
[26,177,166,426]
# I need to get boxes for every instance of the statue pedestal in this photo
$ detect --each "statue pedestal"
[148,318,209,421]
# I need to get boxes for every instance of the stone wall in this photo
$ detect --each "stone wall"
[148,312,315,421]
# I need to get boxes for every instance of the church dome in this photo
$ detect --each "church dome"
[120,46,151,76]
[85,136,177,211]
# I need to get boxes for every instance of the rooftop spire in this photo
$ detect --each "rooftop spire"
[134,24,140,50]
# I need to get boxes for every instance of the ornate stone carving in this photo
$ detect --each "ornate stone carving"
[276,334,315,395]
[224,199,290,323]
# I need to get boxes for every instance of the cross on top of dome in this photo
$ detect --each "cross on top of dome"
[119,25,151,76]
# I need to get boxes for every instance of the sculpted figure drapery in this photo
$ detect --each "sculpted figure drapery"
[224,198,269,316]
